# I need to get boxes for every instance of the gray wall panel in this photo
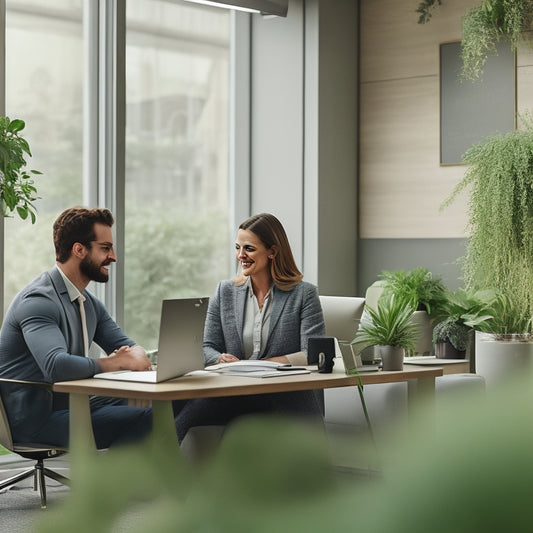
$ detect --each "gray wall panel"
[357,238,466,295]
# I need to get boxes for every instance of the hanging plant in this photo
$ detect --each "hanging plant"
[0,116,42,223]
[441,114,533,331]
[416,0,443,24]
[461,0,533,81]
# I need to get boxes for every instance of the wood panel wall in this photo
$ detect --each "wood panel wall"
[359,0,532,239]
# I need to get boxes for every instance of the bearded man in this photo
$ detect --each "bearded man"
[0,207,153,448]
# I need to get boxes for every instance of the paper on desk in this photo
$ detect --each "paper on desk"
[205,360,310,378]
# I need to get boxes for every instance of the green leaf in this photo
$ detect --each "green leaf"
[8,118,25,134]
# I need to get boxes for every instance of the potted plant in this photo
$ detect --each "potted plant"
[433,318,470,359]
[416,0,533,81]
[351,295,419,371]
[460,0,533,81]
[442,115,533,384]
[442,116,533,325]
[463,292,533,387]
[0,116,42,223]
[371,267,447,357]
[432,287,497,360]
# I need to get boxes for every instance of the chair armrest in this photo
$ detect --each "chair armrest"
[0,377,52,390]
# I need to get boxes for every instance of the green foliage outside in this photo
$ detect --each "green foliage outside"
[124,205,229,350]
[442,116,533,333]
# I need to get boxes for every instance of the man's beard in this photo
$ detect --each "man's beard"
[80,255,109,283]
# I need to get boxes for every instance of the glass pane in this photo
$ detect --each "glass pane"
[125,0,231,349]
[3,0,84,311]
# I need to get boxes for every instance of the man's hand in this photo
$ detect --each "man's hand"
[97,345,152,373]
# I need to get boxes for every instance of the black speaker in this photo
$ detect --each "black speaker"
[307,336,336,373]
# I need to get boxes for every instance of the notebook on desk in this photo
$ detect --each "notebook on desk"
[94,297,208,383]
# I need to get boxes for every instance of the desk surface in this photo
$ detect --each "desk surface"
[53,366,443,401]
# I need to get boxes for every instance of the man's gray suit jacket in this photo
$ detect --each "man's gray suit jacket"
[0,267,134,440]
[203,279,325,365]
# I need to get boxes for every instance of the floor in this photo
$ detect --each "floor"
[0,455,70,533]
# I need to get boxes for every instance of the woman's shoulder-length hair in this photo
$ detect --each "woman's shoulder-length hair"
[232,213,303,290]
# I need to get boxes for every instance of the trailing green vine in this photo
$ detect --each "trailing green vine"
[442,114,533,329]
[416,0,533,80]
[461,0,533,81]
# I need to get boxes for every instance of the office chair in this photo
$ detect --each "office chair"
[0,378,70,509]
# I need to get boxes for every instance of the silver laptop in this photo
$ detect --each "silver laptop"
[94,297,208,383]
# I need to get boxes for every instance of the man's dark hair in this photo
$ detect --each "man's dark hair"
[53,206,114,263]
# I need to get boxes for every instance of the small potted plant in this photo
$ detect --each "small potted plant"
[0,116,42,223]
[433,287,497,359]
[351,295,419,371]
[373,267,447,356]
[433,318,470,359]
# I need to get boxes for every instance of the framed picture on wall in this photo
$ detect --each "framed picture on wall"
[440,41,516,165]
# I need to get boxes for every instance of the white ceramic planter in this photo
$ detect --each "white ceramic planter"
[411,310,433,357]
[475,331,533,388]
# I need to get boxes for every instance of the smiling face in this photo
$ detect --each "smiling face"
[79,223,116,283]
[235,228,275,280]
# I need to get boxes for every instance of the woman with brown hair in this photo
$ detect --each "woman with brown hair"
[176,213,325,442]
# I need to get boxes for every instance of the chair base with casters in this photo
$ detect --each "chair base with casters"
[0,377,70,509]
[0,447,69,509]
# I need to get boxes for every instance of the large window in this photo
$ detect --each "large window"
[2,0,231,351]
[124,1,230,349]
[3,0,84,308]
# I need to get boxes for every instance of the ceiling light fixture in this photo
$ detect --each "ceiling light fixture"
[183,0,288,17]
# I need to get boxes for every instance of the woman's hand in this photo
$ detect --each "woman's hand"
[264,355,290,364]
[217,353,239,364]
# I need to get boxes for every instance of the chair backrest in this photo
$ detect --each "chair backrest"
[319,295,365,343]
[0,389,14,451]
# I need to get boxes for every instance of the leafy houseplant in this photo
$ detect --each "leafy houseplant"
[375,267,447,357]
[432,287,497,359]
[442,116,533,326]
[0,116,42,223]
[463,292,533,386]
[433,318,471,357]
[378,267,447,318]
[352,295,419,370]
[443,118,533,380]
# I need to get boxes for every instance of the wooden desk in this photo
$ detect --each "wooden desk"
[404,356,471,375]
[53,366,443,472]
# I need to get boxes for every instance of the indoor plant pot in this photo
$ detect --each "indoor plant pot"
[373,267,447,356]
[465,293,533,388]
[475,331,533,388]
[377,345,405,371]
[351,294,419,371]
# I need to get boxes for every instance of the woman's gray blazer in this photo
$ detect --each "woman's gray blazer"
[203,279,325,365]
